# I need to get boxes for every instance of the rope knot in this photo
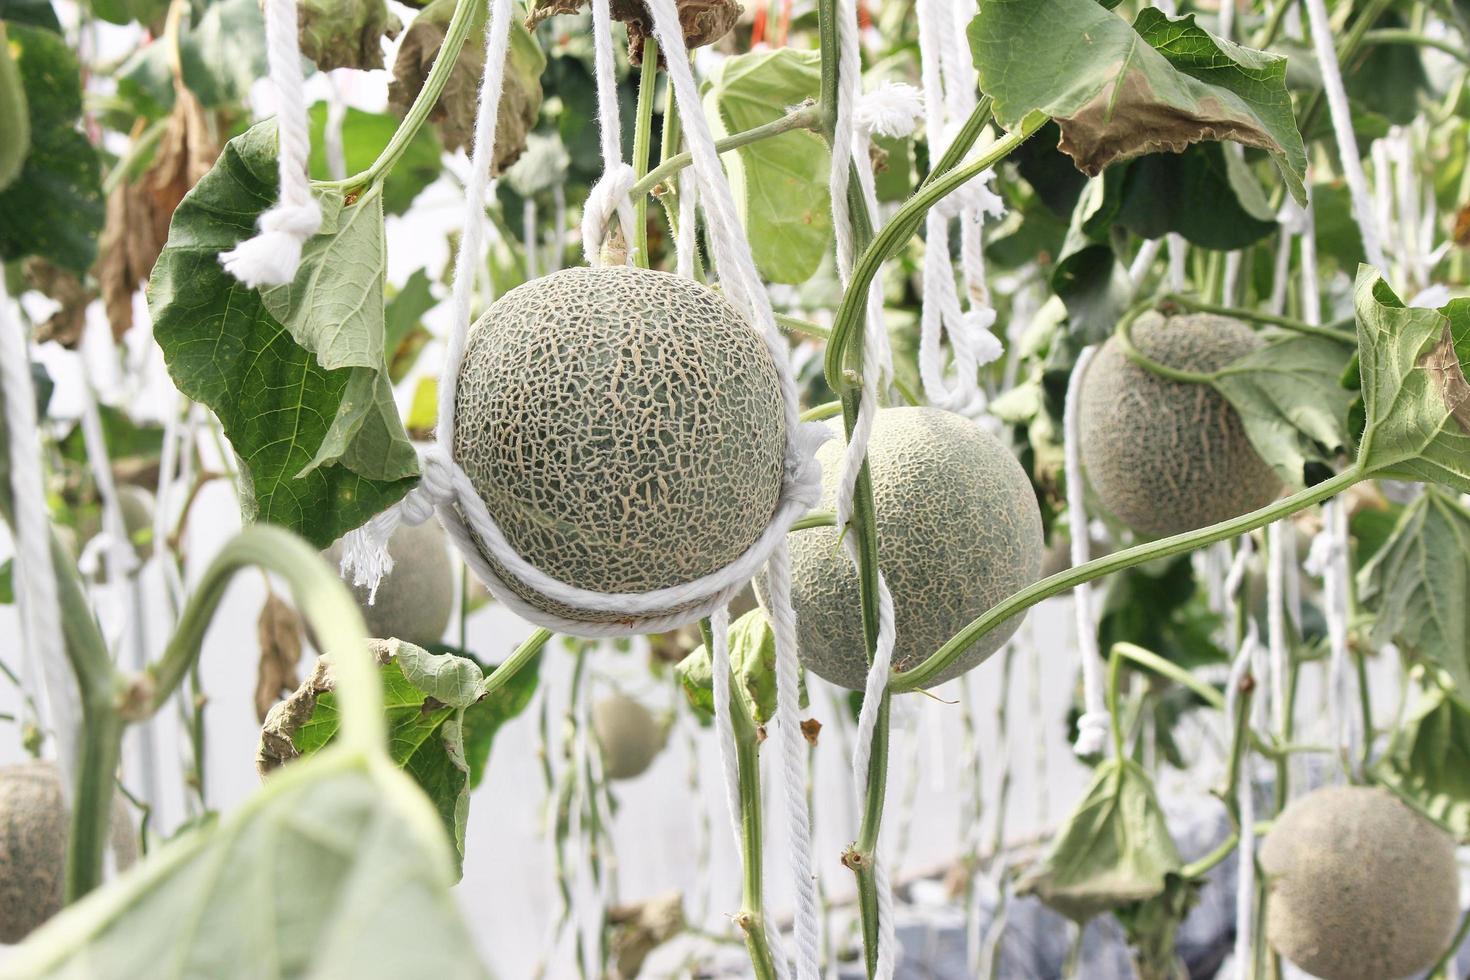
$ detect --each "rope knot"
[581,162,639,266]
[219,199,323,288]
[1072,710,1112,757]
[786,422,832,512]
[958,307,1003,368]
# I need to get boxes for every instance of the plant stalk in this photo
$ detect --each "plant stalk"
[894,467,1366,691]
[631,37,660,268]
[628,104,824,200]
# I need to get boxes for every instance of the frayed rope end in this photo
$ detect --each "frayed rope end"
[855,82,924,140]
[220,201,323,288]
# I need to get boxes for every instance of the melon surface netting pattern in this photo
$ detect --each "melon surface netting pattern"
[452,266,789,623]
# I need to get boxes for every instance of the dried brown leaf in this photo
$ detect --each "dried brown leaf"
[255,593,304,723]
[607,891,684,979]
[1424,324,1470,435]
[611,0,743,65]
[800,717,821,746]
[257,639,396,777]
[24,259,91,348]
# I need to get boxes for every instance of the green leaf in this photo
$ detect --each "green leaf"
[1358,487,1470,701]
[460,650,541,788]
[88,0,167,26]
[971,2,1306,202]
[1115,143,1277,250]
[115,0,267,113]
[0,23,30,192]
[1052,175,1130,344]
[1352,268,1470,493]
[149,121,415,547]
[0,22,102,272]
[678,609,785,726]
[260,639,487,873]
[0,558,12,603]
[306,103,442,216]
[56,405,164,469]
[4,747,491,979]
[1098,555,1225,672]
[1210,333,1356,488]
[1376,684,1470,837]
[1017,758,1182,921]
[0,1,60,32]
[705,48,831,285]
[1346,12,1429,127]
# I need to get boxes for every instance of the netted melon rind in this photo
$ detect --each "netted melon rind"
[591,693,664,780]
[1260,785,1459,980]
[763,407,1043,691]
[323,519,455,648]
[1078,312,1283,539]
[0,760,137,944]
[453,266,788,624]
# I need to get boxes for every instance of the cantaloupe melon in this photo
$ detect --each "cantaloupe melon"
[323,519,454,648]
[1079,312,1282,539]
[0,760,137,944]
[452,266,788,624]
[592,693,665,781]
[1260,785,1460,980]
[763,407,1043,690]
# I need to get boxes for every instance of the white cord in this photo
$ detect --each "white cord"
[1302,0,1388,271]
[675,170,699,279]
[324,72,348,181]
[1128,237,1164,289]
[219,0,322,287]
[1266,522,1290,738]
[1063,346,1108,756]
[1166,233,1188,291]
[580,0,637,265]
[0,280,78,798]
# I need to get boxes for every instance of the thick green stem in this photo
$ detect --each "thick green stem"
[631,38,660,268]
[1162,294,1357,345]
[483,629,553,698]
[894,468,1366,692]
[699,619,779,980]
[1360,27,1469,62]
[824,112,1048,389]
[920,98,994,190]
[628,104,823,200]
[326,0,481,192]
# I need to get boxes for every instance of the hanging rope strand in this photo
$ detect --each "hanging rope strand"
[1062,346,1108,756]
[580,0,638,264]
[0,280,78,797]
[219,0,322,287]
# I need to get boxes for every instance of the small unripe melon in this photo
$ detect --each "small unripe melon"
[1079,312,1282,539]
[0,760,138,944]
[764,407,1043,690]
[323,519,454,648]
[453,266,787,624]
[1260,785,1460,980]
[592,693,665,780]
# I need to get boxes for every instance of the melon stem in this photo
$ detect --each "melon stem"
[894,466,1368,692]
[630,37,660,268]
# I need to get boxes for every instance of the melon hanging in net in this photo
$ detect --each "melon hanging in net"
[452,266,788,624]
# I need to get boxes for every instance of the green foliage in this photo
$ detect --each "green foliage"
[1210,333,1356,488]
[1017,758,1182,922]
[1352,269,1470,493]
[0,21,102,272]
[1114,143,1277,251]
[306,104,443,216]
[1358,487,1470,702]
[1377,683,1470,838]
[1052,174,1131,343]
[2,748,490,979]
[0,558,11,604]
[0,1,60,31]
[704,48,831,285]
[679,609,787,726]
[87,0,167,27]
[1098,556,1225,672]
[116,0,267,114]
[970,1,1306,201]
[0,24,29,192]
[149,121,416,548]
[263,640,540,874]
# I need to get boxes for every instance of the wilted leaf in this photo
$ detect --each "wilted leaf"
[149,120,415,546]
[255,593,304,722]
[1017,758,1182,921]
[1358,486,1470,701]
[608,891,685,980]
[0,22,103,272]
[298,0,401,71]
[4,744,491,979]
[114,0,265,114]
[1210,332,1356,488]
[526,0,740,65]
[388,0,544,169]
[1376,684,1470,837]
[1353,269,1470,493]
[23,258,91,348]
[705,49,830,285]
[971,2,1306,202]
